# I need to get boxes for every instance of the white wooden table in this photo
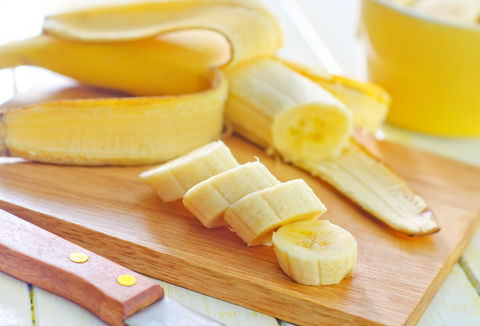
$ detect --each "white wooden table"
[1,1,480,325]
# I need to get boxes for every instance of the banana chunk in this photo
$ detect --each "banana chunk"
[139,140,239,203]
[224,179,326,246]
[183,161,280,228]
[225,59,353,162]
[273,220,357,285]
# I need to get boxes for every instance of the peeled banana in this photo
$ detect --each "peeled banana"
[273,220,357,285]
[224,59,353,162]
[224,179,326,246]
[295,140,440,235]
[283,60,391,133]
[139,140,239,202]
[183,161,280,228]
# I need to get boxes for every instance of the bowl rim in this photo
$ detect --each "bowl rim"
[369,0,480,32]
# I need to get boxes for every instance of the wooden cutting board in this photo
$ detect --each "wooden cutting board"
[1,81,480,326]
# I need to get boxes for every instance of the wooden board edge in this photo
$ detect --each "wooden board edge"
[0,201,383,326]
[405,211,480,326]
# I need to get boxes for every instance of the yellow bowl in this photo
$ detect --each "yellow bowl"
[361,0,480,137]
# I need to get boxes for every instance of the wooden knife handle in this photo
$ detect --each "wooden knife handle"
[0,209,164,326]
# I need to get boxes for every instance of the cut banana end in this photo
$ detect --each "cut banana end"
[282,59,391,134]
[139,140,239,203]
[0,72,227,165]
[183,161,280,228]
[224,59,352,162]
[224,179,326,246]
[273,220,357,286]
[295,140,440,236]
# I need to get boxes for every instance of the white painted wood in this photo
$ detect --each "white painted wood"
[151,279,279,326]
[0,271,32,326]
[33,287,107,326]
[382,123,480,168]
[460,226,480,294]
[32,279,278,326]
[417,264,480,326]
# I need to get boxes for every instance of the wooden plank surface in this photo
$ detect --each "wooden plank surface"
[460,229,480,295]
[0,134,479,326]
[416,263,480,326]
[32,278,278,326]
[0,271,32,326]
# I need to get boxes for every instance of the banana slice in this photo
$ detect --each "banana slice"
[139,140,239,203]
[183,161,280,228]
[224,59,353,162]
[224,179,326,246]
[273,220,357,285]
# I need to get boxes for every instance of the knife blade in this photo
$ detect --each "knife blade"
[0,209,224,326]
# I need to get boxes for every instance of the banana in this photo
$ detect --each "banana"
[295,140,440,236]
[183,161,280,228]
[223,59,436,236]
[0,0,282,165]
[224,59,353,162]
[0,1,282,97]
[43,0,282,69]
[272,220,357,285]
[283,60,391,134]
[0,76,227,165]
[139,140,239,203]
[0,33,220,97]
[224,179,326,246]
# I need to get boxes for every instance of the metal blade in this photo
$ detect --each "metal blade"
[125,297,225,326]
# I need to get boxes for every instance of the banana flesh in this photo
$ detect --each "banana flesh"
[295,140,440,235]
[0,76,227,165]
[224,179,326,246]
[224,59,353,162]
[283,60,391,133]
[139,140,239,203]
[273,220,357,285]
[183,161,280,228]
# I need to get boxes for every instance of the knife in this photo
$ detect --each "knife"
[0,209,224,326]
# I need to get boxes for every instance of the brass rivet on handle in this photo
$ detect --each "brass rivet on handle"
[69,253,89,263]
[117,275,136,286]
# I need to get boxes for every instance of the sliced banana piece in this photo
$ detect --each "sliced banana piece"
[224,59,353,162]
[273,220,357,286]
[140,140,239,203]
[295,140,440,236]
[224,179,326,246]
[183,161,280,228]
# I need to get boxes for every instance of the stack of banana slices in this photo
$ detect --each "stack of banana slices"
[0,0,440,280]
[141,140,357,285]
